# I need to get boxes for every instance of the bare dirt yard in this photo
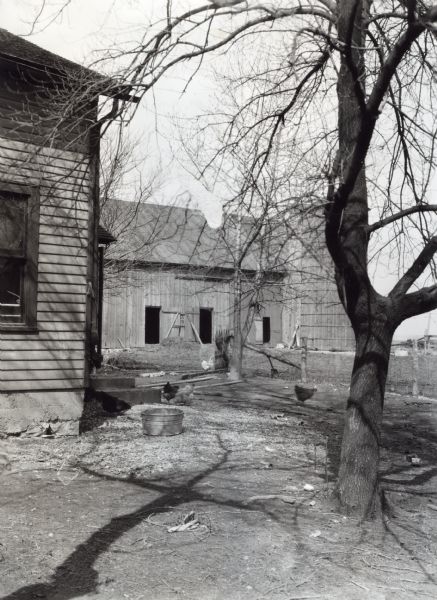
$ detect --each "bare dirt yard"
[1,371,437,600]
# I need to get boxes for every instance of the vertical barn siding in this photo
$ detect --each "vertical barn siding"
[103,269,234,348]
[279,225,355,351]
[299,251,354,350]
[103,268,285,348]
[0,136,89,391]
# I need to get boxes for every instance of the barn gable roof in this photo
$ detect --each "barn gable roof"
[102,200,288,274]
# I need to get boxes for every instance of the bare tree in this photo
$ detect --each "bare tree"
[93,0,437,519]
[30,0,437,518]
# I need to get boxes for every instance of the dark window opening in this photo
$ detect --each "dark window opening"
[0,185,39,330]
[199,308,212,343]
[145,306,160,344]
[262,317,271,344]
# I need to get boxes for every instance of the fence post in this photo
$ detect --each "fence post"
[412,339,419,398]
[301,336,308,383]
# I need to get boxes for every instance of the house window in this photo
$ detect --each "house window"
[0,184,39,330]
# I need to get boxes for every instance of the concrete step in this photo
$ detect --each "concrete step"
[90,376,136,390]
[99,387,161,406]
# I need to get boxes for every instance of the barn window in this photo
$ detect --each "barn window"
[0,184,39,331]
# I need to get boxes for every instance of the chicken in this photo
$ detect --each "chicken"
[294,384,317,402]
[95,391,131,414]
[170,383,195,406]
[162,381,179,403]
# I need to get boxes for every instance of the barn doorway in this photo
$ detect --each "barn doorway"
[145,306,160,344]
[262,317,271,343]
[199,308,213,343]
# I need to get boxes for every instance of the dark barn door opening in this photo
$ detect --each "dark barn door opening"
[199,308,212,343]
[262,317,271,343]
[145,306,161,344]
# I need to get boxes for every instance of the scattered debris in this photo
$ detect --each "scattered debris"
[140,371,166,378]
[168,511,200,533]
[264,446,276,453]
[283,484,298,492]
[309,530,322,538]
[406,453,422,465]
[0,449,11,475]
[271,413,287,421]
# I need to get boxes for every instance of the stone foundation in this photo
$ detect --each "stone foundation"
[0,390,84,436]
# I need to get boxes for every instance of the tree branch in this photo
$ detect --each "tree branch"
[390,236,437,298]
[326,17,426,259]
[368,205,437,233]
[397,284,437,321]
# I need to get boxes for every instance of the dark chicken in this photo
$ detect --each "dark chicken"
[162,381,179,403]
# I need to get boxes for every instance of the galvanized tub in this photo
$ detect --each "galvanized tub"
[141,407,184,436]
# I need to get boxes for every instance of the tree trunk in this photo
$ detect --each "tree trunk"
[337,315,393,517]
[229,266,243,379]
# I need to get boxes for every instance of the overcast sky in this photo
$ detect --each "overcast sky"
[2,0,436,339]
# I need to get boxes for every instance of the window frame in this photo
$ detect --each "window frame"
[0,182,39,333]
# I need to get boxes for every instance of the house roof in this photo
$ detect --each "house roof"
[0,28,137,101]
[0,27,99,79]
[102,200,288,274]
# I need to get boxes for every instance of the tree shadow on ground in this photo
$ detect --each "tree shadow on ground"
[206,380,345,479]
[1,435,297,600]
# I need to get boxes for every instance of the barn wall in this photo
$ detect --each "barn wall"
[0,134,90,433]
[103,268,285,349]
[281,220,355,351]
[242,282,283,346]
[103,268,233,348]
[298,251,354,351]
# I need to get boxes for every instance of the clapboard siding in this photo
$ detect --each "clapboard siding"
[0,339,84,351]
[0,368,84,380]
[38,302,86,313]
[37,292,87,303]
[0,359,85,371]
[0,130,90,393]
[39,254,88,266]
[39,224,88,238]
[3,349,84,361]
[0,380,84,392]
[39,238,88,252]
[39,264,88,277]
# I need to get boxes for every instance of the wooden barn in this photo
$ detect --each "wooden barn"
[0,29,122,435]
[102,201,354,352]
[102,202,286,348]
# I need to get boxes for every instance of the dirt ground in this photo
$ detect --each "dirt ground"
[1,376,437,600]
[104,340,301,379]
